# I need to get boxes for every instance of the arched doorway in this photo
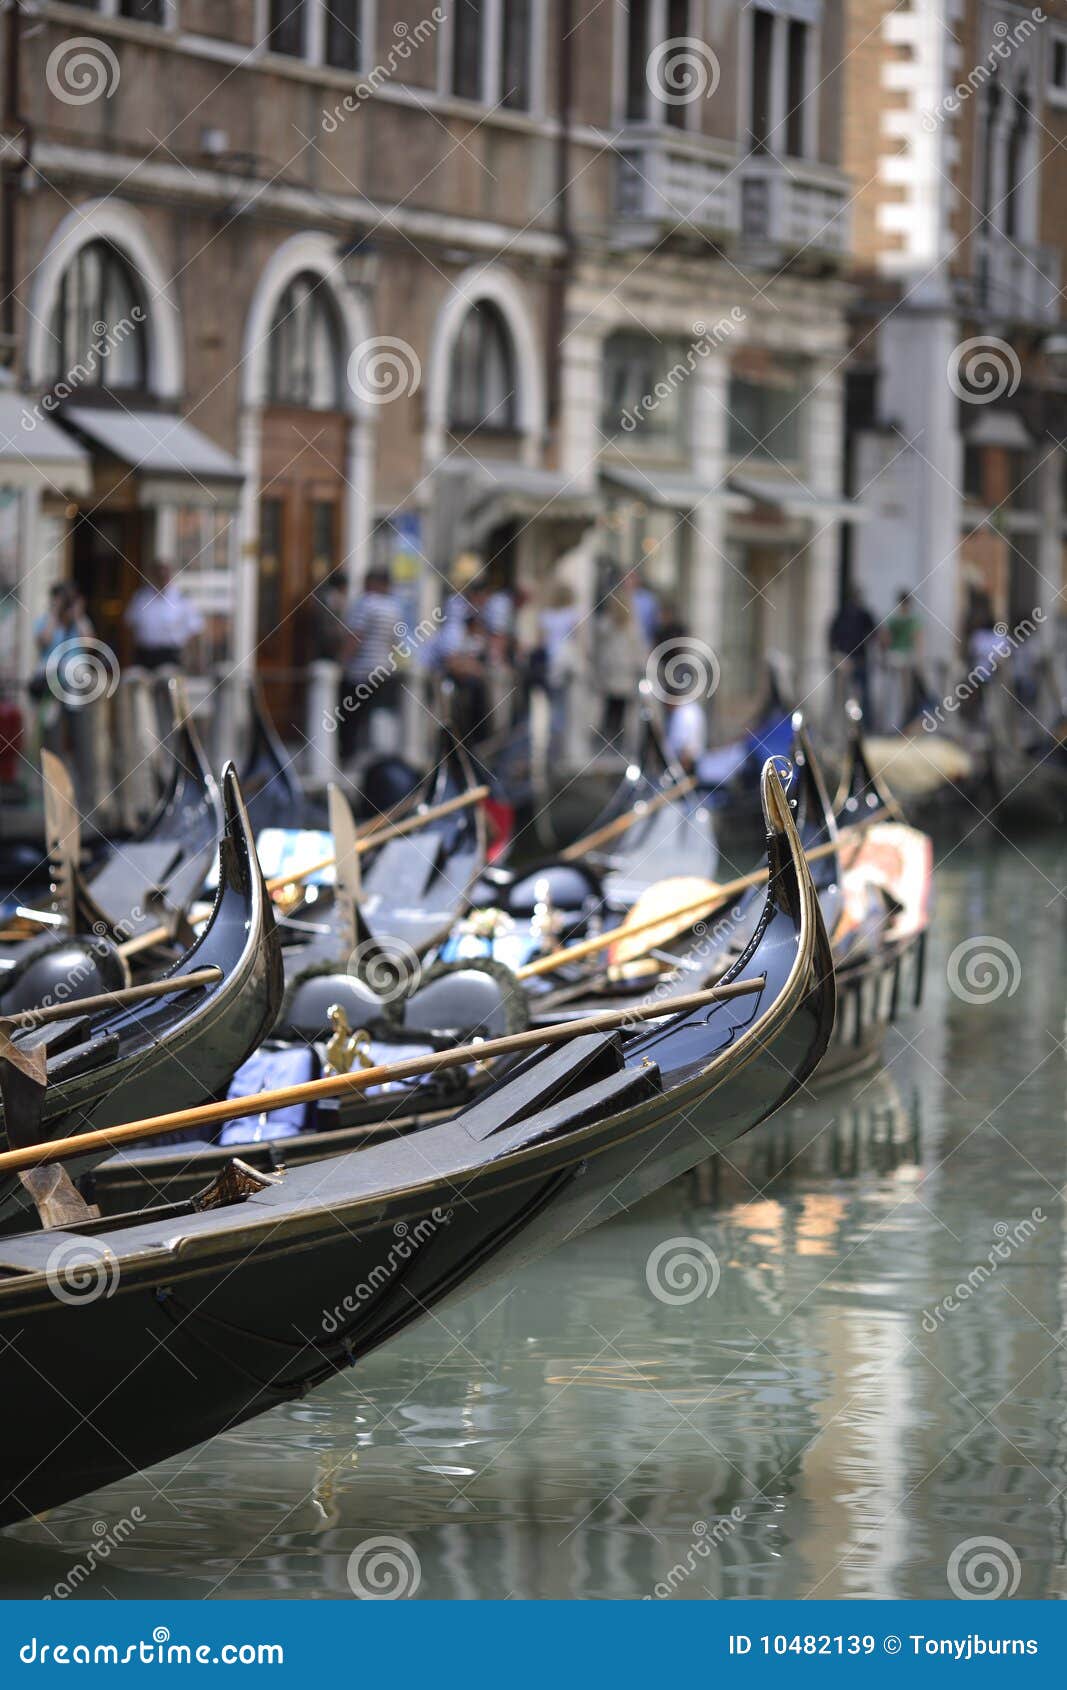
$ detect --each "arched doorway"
[257,271,350,726]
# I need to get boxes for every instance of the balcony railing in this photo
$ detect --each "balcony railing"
[614,134,739,242]
[973,236,1062,328]
[738,159,851,264]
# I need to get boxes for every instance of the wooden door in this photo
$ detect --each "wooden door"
[257,410,348,732]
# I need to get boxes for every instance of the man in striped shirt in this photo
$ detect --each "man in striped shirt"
[340,567,405,759]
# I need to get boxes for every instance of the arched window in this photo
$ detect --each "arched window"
[267,273,343,409]
[448,301,518,431]
[48,241,147,390]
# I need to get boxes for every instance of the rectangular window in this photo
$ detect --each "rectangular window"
[602,332,689,446]
[269,0,306,58]
[325,1,361,72]
[119,0,165,21]
[626,0,651,120]
[750,7,775,151]
[500,0,532,110]
[785,20,809,157]
[665,0,689,128]
[1053,36,1067,92]
[452,0,485,100]
[727,371,802,462]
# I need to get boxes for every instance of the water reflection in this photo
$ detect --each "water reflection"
[3,834,1066,1598]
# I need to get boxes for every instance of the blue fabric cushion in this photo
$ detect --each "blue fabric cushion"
[218,1045,319,1145]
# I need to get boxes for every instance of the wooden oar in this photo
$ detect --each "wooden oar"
[0,966,222,1031]
[0,978,765,1176]
[262,784,490,895]
[519,812,887,982]
[117,784,491,959]
[559,776,698,863]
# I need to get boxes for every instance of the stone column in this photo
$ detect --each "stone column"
[688,351,730,665]
[803,357,847,720]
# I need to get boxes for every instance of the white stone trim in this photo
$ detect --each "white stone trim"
[25,199,184,398]
[423,264,546,466]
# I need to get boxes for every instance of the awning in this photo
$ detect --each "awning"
[601,463,748,513]
[0,391,91,496]
[729,472,868,524]
[458,460,601,544]
[62,406,244,507]
[963,409,1033,451]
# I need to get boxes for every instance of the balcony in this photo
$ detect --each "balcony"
[738,158,852,268]
[971,235,1062,328]
[613,133,739,245]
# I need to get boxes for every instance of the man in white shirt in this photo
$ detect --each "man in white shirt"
[125,561,204,670]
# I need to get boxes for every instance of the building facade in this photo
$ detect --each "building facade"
[1,0,856,759]
[842,0,1067,673]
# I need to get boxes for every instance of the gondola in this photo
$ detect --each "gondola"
[0,766,282,1228]
[0,758,833,1527]
[464,700,718,945]
[499,711,930,1091]
[41,702,222,946]
[238,681,309,837]
[343,732,488,959]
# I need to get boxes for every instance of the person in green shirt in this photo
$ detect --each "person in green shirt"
[885,590,924,728]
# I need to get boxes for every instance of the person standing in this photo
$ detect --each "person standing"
[829,585,877,721]
[34,583,97,815]
[341,566,405,760]
[125,561,204,671]
[885,589,924,728]
[597,579,648,748]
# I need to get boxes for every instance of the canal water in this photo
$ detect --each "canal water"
[4,828,1067,1600]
